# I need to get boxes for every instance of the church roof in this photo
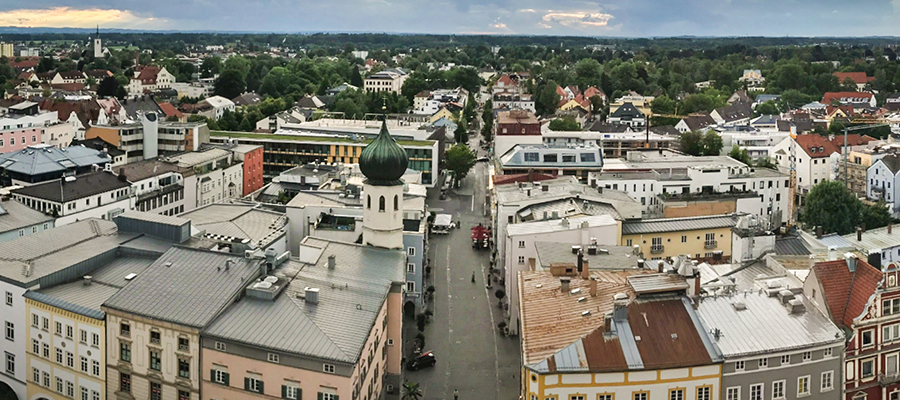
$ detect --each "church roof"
[359,119,408,186]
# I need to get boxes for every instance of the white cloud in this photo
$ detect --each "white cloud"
[0,7,169,29]
[541,11,613,28]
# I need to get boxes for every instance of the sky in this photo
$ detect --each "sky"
[0,1,899,37]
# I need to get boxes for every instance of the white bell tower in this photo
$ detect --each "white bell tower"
[358,115,408,250]
[93,26,102,58]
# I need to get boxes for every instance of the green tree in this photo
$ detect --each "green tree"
[680,131,704,156]
[574,58,602,90]
[214,68,246,100]
[200,56,222,79]
[729,145,751,165]
[701,131,724,156]
[862,201,893,232]
[97,76,120,98]
[445,144,476,185]
[802,180,863,235]
[651,95,677,116]
[535,81,561,117]
[455,118,468,144]
[755,100,780,116]
[401,383,423,400]
[548,116,581,131]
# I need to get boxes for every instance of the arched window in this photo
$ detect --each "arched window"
[379,196,385,212]
[367,195,371,209]
[393,195,399,211]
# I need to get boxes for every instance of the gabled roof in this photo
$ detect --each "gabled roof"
[831,134,876,150]
[134,65,162,84]
[58,71,86,80]
[231,92,262,107]
[877,154,900,174]
[583,86,605,99]
[497,74,516,87]
[713,101,752,122]
[0,199,54,234]
[156,102,183,119]
[121,95,163,120]
[680,113,716,131]
[609,102,644,119]
[822,92,874,105]
[0,144,111,177]
[812,258,882,329]
[795,134,840,158]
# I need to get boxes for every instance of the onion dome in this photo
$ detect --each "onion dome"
[359,119,408,186]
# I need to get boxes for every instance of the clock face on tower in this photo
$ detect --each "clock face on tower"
[146,112,157,122]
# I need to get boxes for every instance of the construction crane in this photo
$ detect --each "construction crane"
[839,122,889,186]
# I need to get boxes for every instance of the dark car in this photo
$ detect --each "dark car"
[406,351,436,371]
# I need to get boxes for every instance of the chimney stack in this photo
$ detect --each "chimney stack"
[589,277,597,297]
[576,249,584,273]
[328,255,336,270]
[890,222,894,235]
[857,227,863,241]
[657,260,664,273]
[846,253,858,272]
[816,226,823,238]
[83,275,92,286]
[560,277,570,293]
[581,260,590,280]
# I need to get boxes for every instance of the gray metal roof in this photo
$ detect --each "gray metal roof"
[622,214,738,235]
[775,237,811,255]
[507,215,617,237]
[499,145,604,170]
[180,204,287,248]
[627,274,690,294]
[33,256,157,314]
[818,233,853,249]
[117,211,190,227]
[103,247,263,328]
[0,198,54,234]
[203,237,405,363]
[695,292,844,357]
[13,171,130,202]
[534,242,644,270]
[0,145,111,176]
[0,219,128,286]
[842,225,900,252]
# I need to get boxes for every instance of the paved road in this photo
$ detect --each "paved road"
[404,138,520,400]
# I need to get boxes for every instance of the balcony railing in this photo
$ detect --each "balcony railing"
[650,245,665,254]
[705,241,718,249]
[879,373,900,386]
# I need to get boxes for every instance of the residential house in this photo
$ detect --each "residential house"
[231,92,262,109]
[113,158,192,217]
[847,144,900,198]
[11,171,133,225]
[607,102,646,127]
[101,247,265,400]
[167,148,244,208]
[127,66,175,95]
[727,90,751,105]
[255,110,305,132]
[157,102,185,122]
[739,69,765,87]
[325,83,358,97]
[497,144,603,180]
[200,237,405,400]
[822,92,877,108]
[619,214,738,262]
[495,110,542,157]
[363,69,408,93]
[753,94,781,109]
[868,155,900,217]
[609,92,653,117]
[518,269,722,400]
[770,134,840,194]
[197,96,235,121]
[711,102,753,126]
[676,113,717,134]
[413,90,431,111]
[803,256,900,400]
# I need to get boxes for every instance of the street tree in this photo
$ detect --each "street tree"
[445,144,476,186]
[535,80,561,117]
[701,131,724,156]
[802,180,863,235]
[729,145,751,165]
[548,116,581,131]
[402,383,423,400]
[455,118,468,144]
[680,131,704,156]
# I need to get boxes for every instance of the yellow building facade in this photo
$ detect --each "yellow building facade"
[523,365,722,400]
[620,215,736,261]
[24,296,107,400]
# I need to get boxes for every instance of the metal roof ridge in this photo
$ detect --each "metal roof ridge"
[682,297,722,362]
[615,318,643,369]
[281,266,355,362]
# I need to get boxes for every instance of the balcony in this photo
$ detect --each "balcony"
[705,241,718,249]
[879,373,900,386]
[650,245,665,254]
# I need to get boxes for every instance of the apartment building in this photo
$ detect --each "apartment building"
[497,144,603,180]
[11,171,132,226]
[495,110,542,157]
[87,118,209,164]
[102,247,265,400]
[696,290,844,400]
[363,69,408,93]
[771,134,840,194]
[127,66,175,95]
[0,145,112,187]
[201,237,405,400]
[620,214,738,262]
[542,128,676,159]
[868,155,900,216]
[204,142,264,196]
[166,148,244,208]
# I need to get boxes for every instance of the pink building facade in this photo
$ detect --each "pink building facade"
[0,128,43,153]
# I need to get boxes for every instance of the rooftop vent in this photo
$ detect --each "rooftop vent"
[788,298,806,314]
[777,289,795,304]
[731,302,746,311]
[304,287,320,305]
[83,275,92,286]
[581,310,591,317]
[124,273,137,281]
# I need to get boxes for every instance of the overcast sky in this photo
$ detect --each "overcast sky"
[0,1,899,37]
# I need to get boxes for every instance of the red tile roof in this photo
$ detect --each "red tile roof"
[492,173,557,186]
[157,102,183,119]
[831,134,877,151]
[795,134,840,158]
[8,57,39,69]
[50,82,85,92]
[134,65,161,84]
[834,72,875,84]
[583,86,605,99]
[497,74,516,87]
[812,258,882,329]
[821,92,874,105]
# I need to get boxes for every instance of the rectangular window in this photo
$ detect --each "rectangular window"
[120,323,130,336]
[150,383,162,400]
[215,341,226,351]
[268,353,279,363]
[213,369,228,384]
[886,299,900,316]
[781,354,790,364]
[323,364,335,373]
[92,360,100,376]
[150,331,160,344]
[32,367,39,384]
[42,371,49,387]
[285,385,300,399]
[750,383,763,400]
[5,321,13,341]
[150,350,161,371]
[92,391,100,400]
[4,352,13,374]
[91,333,99,347]
[824,347,833,357]
[32,339,38,354]
[407,281,416,292]
[735,360,745,370]
[798,376,810,396]
[56,348,63,363]
[67,381,74,397]
[120,342,131,362]
[773,380,785,399]
[518,240,526,248]
[759,358,768,368]
[80,356,87,372]
[407,263,415,273]
[42,317,48,330]
[518,256,525,264]
[66,325,73,338]
[681,235,687,243]
[55,321,62,335]
[120,373,131,393]
[66,351,73,367]
[42,343,48,358]
[80,329,87,343]
[56,377,63,393]
[407,247,415,256]
[81,387,88,400]
[178,358,190,378]
[822,370,834,391]
[696,387,710,400]
[178,337,189,351]
[4,292,10,306]
[669,389,684,400]
[32,314,38,327]
[248,376,262,393]
[726,387,740,400]
[633,393,648,400]
[802,351,811,361]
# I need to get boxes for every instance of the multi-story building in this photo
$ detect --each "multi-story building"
[195,96,235,121]
[542,129,676,159]
[101,247,265,400]
[803,255,899,400]
[167,148,244,208]
[492,91,535,113]
[518,268,722,400]
[114,159,192,217]
[11,171,133,226]
[495,110,542,157]
[363,69,408,93]
[0,219,151,400]
[846,143,900,197]
[696,290,844,400]
[205,142,264,196]
[868,155,900,216]
[209,131,439,186]
[620,214,738,262]
[606,102,646,127]
[591,151,790,226]
[770,134,840,195]
[0,43,13,58]
[0,198,55,243]
[200,237,405,400]
[87,118,209,164]
[497,144,603,181]
[0,144,112,187]
[127,66,175,95]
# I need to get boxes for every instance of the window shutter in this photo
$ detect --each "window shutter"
[299,389,303,400]
[282,385,287,399]
[259,381,264,394]
[210,369,215,383]
[223,372,229,386]
[244,377,250,391]
[318,393,324,400]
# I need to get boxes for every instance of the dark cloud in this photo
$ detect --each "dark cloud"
[0,0,897,36]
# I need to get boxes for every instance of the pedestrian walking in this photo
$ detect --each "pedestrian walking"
[471,272,476,283]
[454,389,459,400]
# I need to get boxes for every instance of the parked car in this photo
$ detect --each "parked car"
[406,351,436,371]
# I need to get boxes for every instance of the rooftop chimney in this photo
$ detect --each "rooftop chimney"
[576,249,584,273]
[560,277,571,293]
[857,227,863,241]
[328,255,336,270]
[657,260,664,273]
[304,287,319,304]
[225,259,234,271]
[816,226,823,238]
[83,275,92,286]
[542,183,549,192]
[890,222,894,235]
[581,260,590,280]
[846,253,858,273]
[589,277,597,297]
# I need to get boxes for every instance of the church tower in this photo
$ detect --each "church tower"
[93,26,102,58]
[360,117,407,249]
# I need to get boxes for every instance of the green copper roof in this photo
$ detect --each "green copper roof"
[359,119,408,186]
